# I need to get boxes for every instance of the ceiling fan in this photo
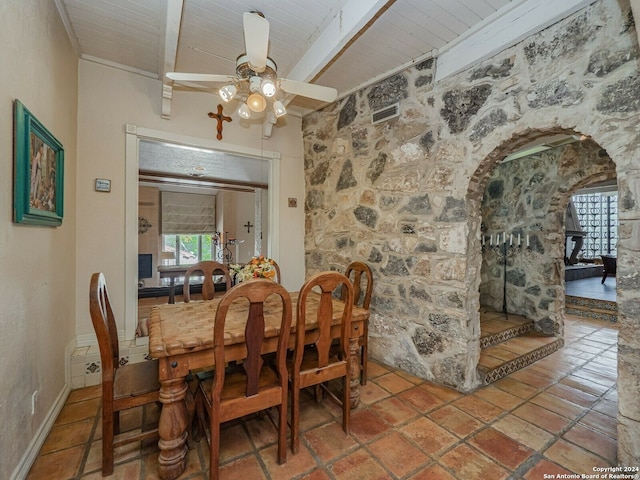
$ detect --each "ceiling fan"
[166,11,338,121]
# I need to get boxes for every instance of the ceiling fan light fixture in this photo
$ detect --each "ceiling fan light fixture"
[219,84,237,102]
[261,79,276,97]
[247,92,266,112]
[273,100,287,118]
[238,103,251,119]
[249,76,262,93]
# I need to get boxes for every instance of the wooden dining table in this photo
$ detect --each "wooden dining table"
[148,290,369,480]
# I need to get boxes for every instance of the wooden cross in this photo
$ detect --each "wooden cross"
[208,104,232,140]
[244,221,254,233]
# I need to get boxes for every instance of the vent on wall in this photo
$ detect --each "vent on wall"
[372,103,399,124]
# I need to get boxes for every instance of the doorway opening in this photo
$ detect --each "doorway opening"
[124,125,281,340]
[473,131,617,384]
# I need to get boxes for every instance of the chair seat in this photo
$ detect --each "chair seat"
[198,364,284,423]
[290,350,348,390]
[289,348,343,374]
[114,360,160,399]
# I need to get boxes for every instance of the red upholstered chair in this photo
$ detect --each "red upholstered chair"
[89,273,160,476]
[183,261,232,302]
[290,271,354,454]
[194,279,292,480]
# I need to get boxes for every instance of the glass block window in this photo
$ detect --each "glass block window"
[572,192,617,258]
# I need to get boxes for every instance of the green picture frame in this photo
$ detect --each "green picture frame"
[13,99,64,226]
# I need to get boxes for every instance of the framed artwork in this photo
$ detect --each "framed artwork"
[13,100,64,226]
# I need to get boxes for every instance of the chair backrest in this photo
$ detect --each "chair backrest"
[271,260,281,284]
[295,272,354,369]
[183,261,232,302]
[343,261,373,309]
[89,273,120,384]
[212,279,292,399]
[601,255,617,274]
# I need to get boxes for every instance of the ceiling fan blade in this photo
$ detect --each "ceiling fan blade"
[166,72,234,83]
[243,12,269,72]
[279,78,338,103]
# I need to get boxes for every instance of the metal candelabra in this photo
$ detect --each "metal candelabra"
[213,231,238,265]
[482,232,530,314]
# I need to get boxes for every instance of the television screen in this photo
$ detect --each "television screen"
[138,253,153,280]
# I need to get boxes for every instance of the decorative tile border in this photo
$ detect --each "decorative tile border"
[480,322,535,349]
[566,307,618,323]
[70,347,151,389]
[565,295,617,312]
[480,338,565,385]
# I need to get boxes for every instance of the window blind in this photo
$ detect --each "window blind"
[161,192,215,234]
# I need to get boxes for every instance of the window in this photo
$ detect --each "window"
[572,191,617,258]
[162,234,214,265]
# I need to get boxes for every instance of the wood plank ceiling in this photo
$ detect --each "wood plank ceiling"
[56,0,513,118]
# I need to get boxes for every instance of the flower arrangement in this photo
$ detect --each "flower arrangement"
[230,255,277,283]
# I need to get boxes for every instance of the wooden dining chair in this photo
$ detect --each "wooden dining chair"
[290,271,354,454]
[183,261,232,302]
[194,279,292,480]
[271,259,282,284]
[89,273,160,476]
[343,261,373,384]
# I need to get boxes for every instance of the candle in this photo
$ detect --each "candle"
[490,234,493,246]
[526,234,530,247]
[482,235,485,245]
[503,232,506,244]
[517,233,521,245]
[510,234,513,246]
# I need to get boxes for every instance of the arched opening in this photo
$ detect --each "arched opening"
[467,128,617,384]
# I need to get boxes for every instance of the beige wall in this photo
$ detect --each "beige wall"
[75,60,306,339]
[0,1,78,478]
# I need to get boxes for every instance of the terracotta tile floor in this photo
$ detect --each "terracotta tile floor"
[27,314,618,480]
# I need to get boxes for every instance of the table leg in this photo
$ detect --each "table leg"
[157,377,189,480]
[349,337,361,408]
[168,278,176,304]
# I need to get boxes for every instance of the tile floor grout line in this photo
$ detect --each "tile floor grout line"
[74,399,101,480]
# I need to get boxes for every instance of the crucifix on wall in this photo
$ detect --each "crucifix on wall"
[208,104,232,140]
[244,221,254,233]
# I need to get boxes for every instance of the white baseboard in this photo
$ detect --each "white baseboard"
[10,384,70,480]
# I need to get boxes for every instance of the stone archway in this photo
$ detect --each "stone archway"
[474,136,617,336]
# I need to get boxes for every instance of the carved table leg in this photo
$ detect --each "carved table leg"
[157,377,189,480]
[349,337,361,408]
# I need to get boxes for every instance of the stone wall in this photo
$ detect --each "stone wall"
[303,0,640,465]
[480,141,616,334]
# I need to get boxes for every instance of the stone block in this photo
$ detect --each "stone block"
[433,258,467,283]
[440,84,492,134]
[439,224,468,254]
[618,348,640,419]
[367,73,409,111]
[597,75,640,113]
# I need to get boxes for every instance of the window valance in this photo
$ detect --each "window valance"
[161,192,215,234]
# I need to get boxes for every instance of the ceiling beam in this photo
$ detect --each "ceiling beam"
[435,0,599,82]
[54,0,82,56]
[160,0,184,119]
[285,0,394,84]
